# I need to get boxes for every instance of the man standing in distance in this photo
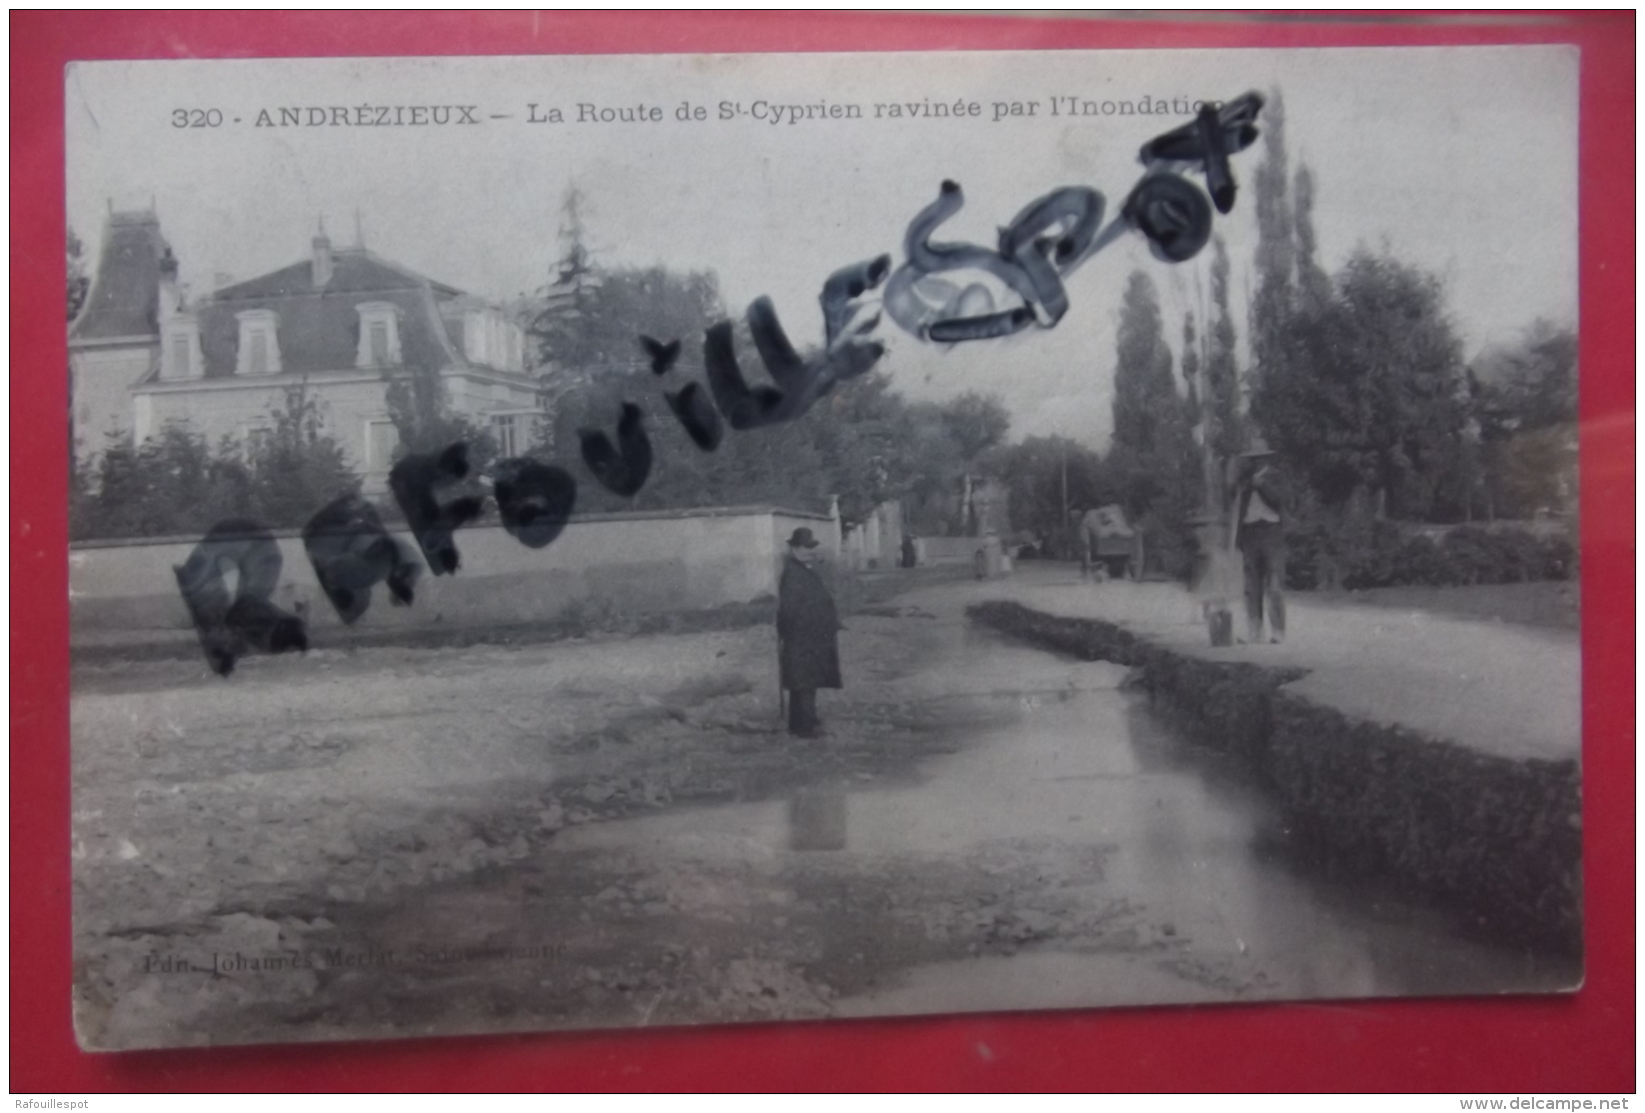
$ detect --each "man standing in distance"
[777,527,842,738]
[1229,438,1289,645]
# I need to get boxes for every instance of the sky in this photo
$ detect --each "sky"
[67,46,1578,451]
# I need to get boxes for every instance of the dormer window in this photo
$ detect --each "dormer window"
[356,303,403,368]
[234,310,281,376]
[462,306,526,371]
[161,316,202,381]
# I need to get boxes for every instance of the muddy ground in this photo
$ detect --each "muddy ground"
[71,574,1168,1049]
[74,568,1575,1050]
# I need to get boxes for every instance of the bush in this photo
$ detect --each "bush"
[1284,516,1573,591]
[1338,520,1409,589]
[1282,519,1333,590]
[1388,532,1449,588]
[1437,526,1502,585]
[1539,532,1577,579]
[1437,525,1560,586]
[72,387,362,542]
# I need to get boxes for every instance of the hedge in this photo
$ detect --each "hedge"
[1281,520,1574,591]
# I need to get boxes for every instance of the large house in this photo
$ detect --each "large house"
[69,209,543,489]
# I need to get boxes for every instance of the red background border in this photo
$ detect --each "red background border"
[11,11,1634,1093]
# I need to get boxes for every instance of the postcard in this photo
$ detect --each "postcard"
[66,45,1581,1050]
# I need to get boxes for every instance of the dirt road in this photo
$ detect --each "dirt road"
[70,576,1575,1049]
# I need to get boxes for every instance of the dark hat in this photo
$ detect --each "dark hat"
[787,527,821,549]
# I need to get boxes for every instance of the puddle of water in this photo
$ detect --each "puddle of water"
[553,639,1579,1013]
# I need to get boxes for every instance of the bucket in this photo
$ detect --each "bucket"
[1206,604,1234,647]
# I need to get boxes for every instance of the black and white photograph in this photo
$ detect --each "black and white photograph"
[66,46,1581,1051]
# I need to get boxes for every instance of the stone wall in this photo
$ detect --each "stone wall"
[71,505,838,646]
[918,536,983,566]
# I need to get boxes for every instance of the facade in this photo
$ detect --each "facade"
[840,500,906,572]
[69,210,543,489]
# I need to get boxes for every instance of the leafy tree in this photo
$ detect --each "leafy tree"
[809,372,931,525]
[518,193,1009,530]
[1248,93,1471,527]
[1110,274,1181,463]
[599,371,832,516]
[1107,270,1198,575]
[937,392,1011,535]
[1250,88,1296,380]
[1292,163,1332,308]
[527,186,726,454]
[896,402,967,536]
[67,225,90,322]
[244,381,362,525]
[1471,320,1578,519]
[1473,320,1577,432]
[538,264,726,456]
[992,434,1110,545]
[938,392,1011,464]
[70,386,363,540]
[383,361,497,470]
[71,424,251,539]
[1204,236,1244,467]
[1180,309,1202,432]
[528,186,604,372]
[67,225,94,462]
[1251,250,1469,520]
[1179,307,1221,520]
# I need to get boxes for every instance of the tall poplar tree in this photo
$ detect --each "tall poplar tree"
[1248,98,1470,523]
[1292,163,1332,308]
[1108,271,1198,576]
[1249,88,1296,379]
[1205,236,1244,466]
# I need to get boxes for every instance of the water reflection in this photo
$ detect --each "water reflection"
[554,649,1578,1011]
[789,787,848,852]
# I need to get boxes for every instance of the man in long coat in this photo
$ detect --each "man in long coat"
[777,527,842,738]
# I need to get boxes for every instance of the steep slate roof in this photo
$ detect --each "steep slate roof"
[70,211,171,342]
[211,248,463,302]
[193,247,466,379]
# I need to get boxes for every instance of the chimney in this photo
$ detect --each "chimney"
[312,231,333,288]
[157,246,182,321]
